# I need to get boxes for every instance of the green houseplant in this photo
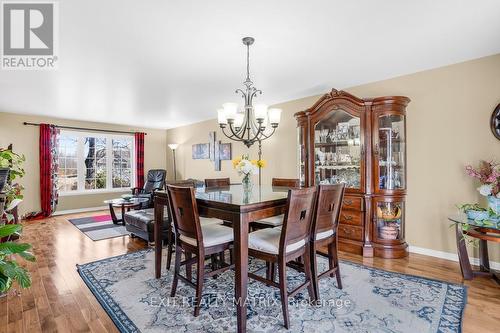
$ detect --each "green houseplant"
[0,148,26,223]
[0,224,35,294]
[0,148,33,296]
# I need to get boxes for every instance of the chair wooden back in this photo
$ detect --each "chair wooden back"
[204,178,230,188]
[280,187,317,251]
[168,179,196,187]
[166,185,202,245]
[272,178,300,188]
[311,184,345,241]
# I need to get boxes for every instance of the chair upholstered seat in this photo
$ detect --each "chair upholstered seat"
[180,224,234,247]
[199,217,224,226]
[254,214,284,227]
[275,227,333,241]
[125,208,168,231]
[124,207,169,242]
[248,227,305,254]
[316,229,334,241]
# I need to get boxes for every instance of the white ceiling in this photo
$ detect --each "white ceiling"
[1,0,500,129]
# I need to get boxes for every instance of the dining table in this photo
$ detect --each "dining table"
[153,184,289,333]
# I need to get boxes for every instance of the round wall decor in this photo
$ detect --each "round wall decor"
[491,104,500,140]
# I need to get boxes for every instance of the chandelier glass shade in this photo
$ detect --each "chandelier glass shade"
[217,37,282,148]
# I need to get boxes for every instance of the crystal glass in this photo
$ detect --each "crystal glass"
[314,110,361,189]
[377,114,405,190]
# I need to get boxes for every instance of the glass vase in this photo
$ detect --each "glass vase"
[242,174,253,192]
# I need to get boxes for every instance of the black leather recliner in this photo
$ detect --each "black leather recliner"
[125,207,169,243]
[131,169,166,209]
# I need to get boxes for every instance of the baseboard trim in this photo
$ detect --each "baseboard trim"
[409,245,500,270]
[53,206,108,216]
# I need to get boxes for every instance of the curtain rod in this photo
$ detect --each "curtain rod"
[23,122,146,135]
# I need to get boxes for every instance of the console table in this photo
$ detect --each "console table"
[449,214,500,284]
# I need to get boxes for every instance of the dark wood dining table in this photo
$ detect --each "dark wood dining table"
[153,184,289,333]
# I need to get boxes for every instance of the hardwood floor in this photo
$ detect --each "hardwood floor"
[1,211,499,333]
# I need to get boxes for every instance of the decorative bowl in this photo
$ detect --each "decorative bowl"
[466,209,490,221]
[121,194,133,201]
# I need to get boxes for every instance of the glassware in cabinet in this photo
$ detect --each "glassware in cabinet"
[375,114,406,191]
[313,109,362,189]
[297,125,307,186]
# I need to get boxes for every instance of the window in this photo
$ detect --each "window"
[58,135,78,192]
[112,138,132,188]
[57,130,135,194]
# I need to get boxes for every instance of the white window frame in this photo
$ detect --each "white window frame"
[58,130,136,196]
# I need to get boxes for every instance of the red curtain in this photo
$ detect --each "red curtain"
[135,132,145,189]
[26,124,59,219]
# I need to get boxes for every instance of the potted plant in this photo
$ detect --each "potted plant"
[0,223,35,296]
[465,160,500,215]
[456,203,490,220]
[0,148,34,297]
[0,148,25,224]
[0,168,8,193]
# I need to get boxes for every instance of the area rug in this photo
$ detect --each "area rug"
[77,249,466,333]
[67,214,130,241]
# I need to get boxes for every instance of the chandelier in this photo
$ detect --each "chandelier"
[217,37,282,148]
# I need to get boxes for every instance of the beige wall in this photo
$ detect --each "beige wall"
[167,54,500,261]
[0,112,167,214]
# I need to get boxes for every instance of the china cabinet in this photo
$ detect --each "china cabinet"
[295,89,410,258]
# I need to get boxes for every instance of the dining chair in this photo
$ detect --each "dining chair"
[164,180,223,270]
[251,177,300,229]
[167,185,234,316]
[247,187,317,329]
[204,177,230,188]
[309,184,345,300]
[272,177,300,187]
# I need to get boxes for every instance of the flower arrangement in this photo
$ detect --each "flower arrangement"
[465,160,499,198]
[232,155,266,190]
[464,160,500,216]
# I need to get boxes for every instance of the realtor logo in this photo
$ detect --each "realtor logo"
[1,1,58,69]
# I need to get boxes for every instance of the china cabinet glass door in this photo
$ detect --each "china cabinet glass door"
[313,109,363,191]
[297,125,307,186]
[374,113,406,192]
[374,198,405,242]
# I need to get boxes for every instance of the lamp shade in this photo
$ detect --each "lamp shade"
[254,104,268,120]
[168,143,179,150]
[268,108,282,125]
[222,102,238,120]
[217,109,227,125]
[234,113,244,129]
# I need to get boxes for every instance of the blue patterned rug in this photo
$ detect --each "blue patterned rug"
[77,249,466,333]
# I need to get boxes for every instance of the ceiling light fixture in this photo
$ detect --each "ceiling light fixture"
[217,37,282,148]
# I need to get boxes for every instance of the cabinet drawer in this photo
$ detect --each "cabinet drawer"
[339,210,363,226]
[338,225,364,241]
[342,196,364,211]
